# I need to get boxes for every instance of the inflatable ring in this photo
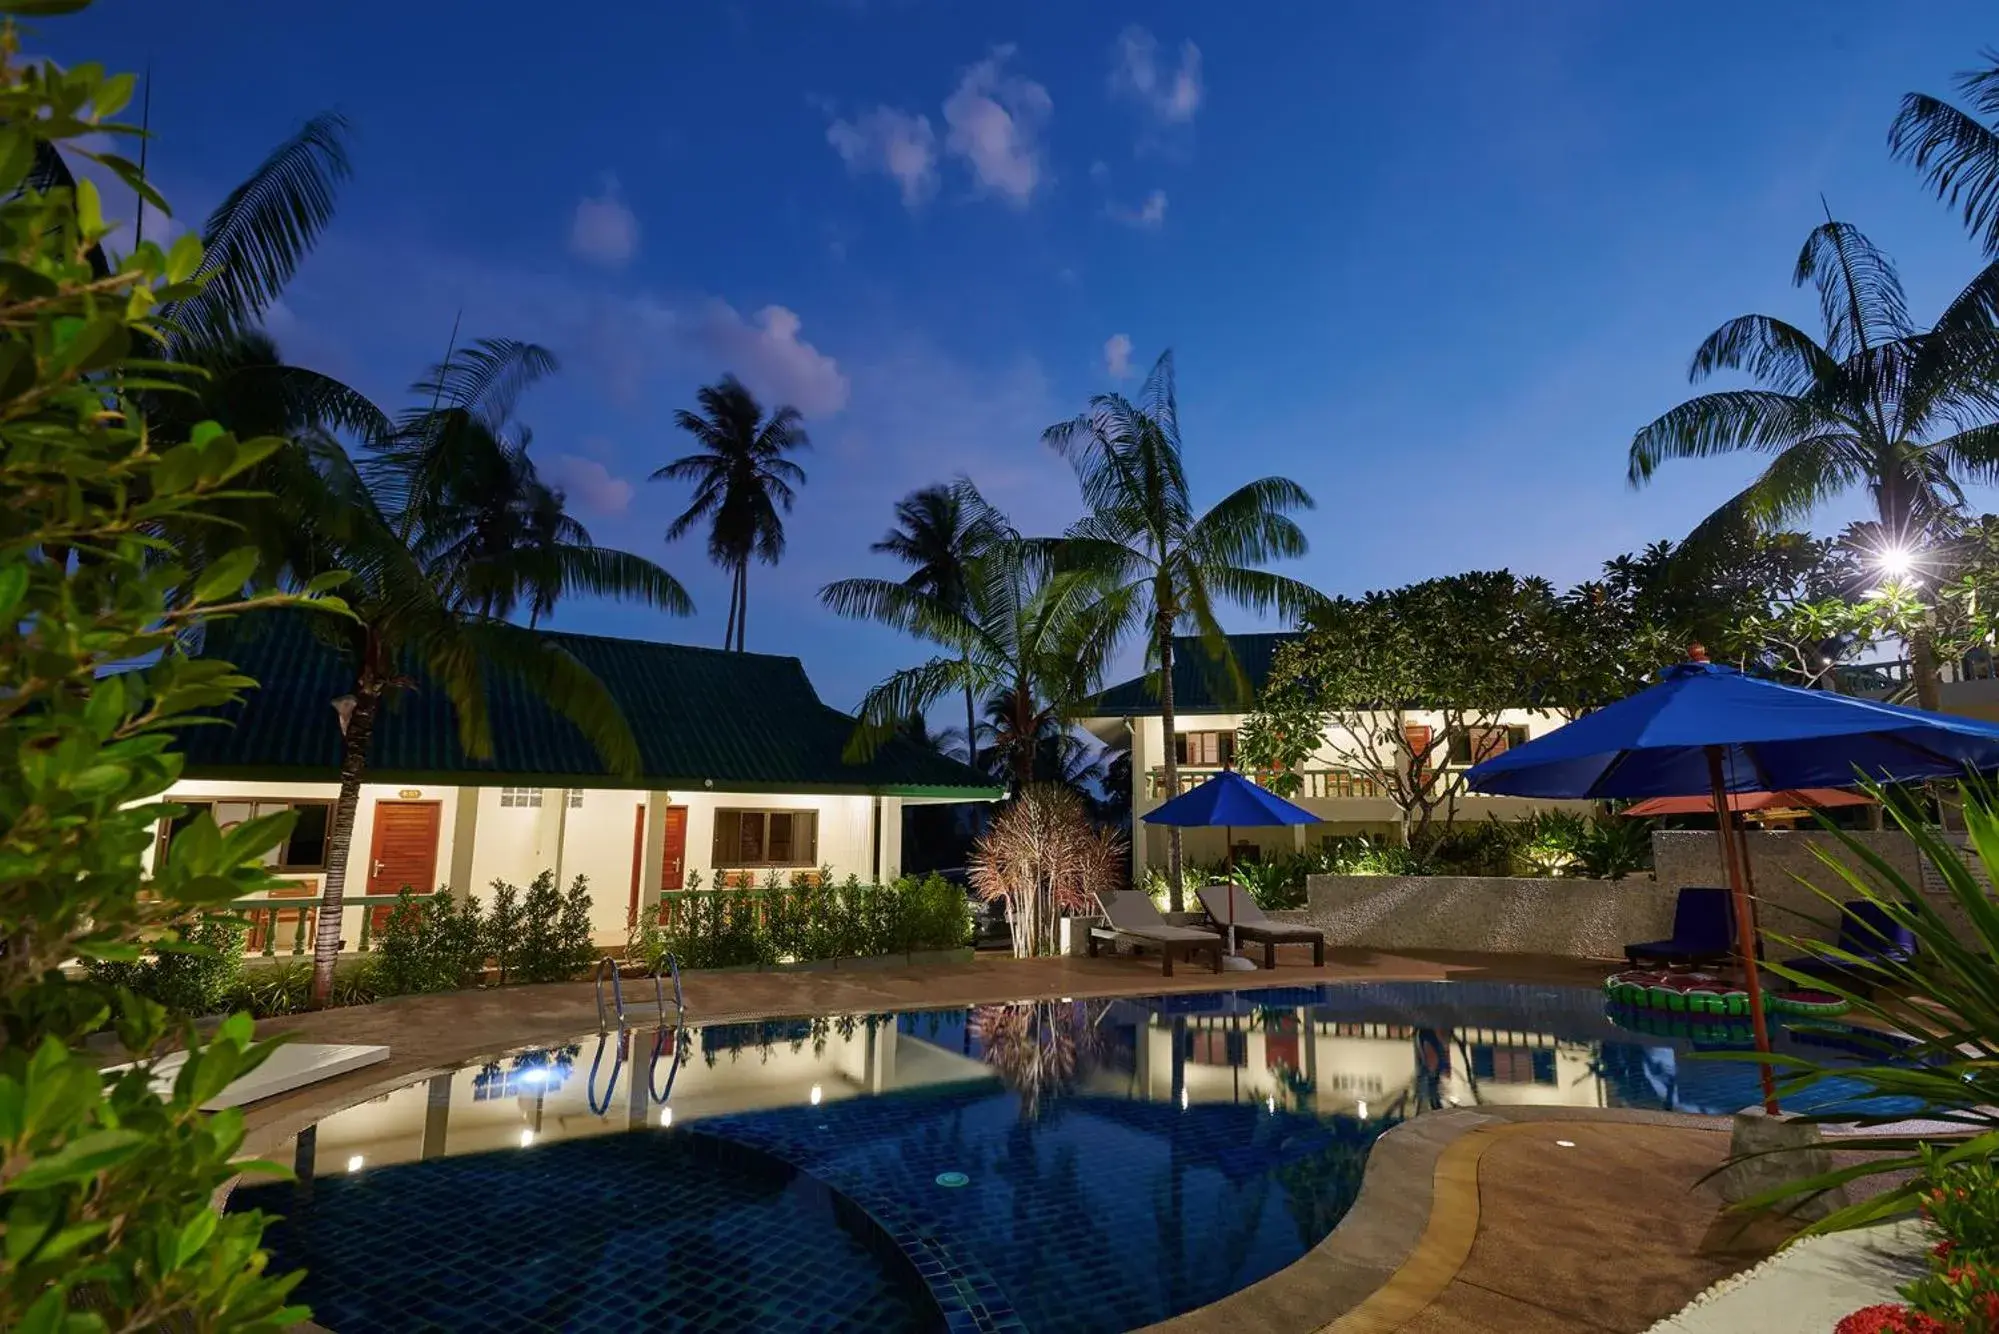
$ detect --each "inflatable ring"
[1603,969,1849,1019]
[1603,1001,1757,1045]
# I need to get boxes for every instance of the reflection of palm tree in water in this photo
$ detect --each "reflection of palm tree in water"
[971,1000,1107,1118]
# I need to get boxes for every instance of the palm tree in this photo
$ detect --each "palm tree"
[844,498,1120,790]
[654,376,809,651]
[1626,219,1999,710]
[821,482,997,767]
[1891,53,1999,256]
[248,338,692,1005]
[1042,349,1322,909]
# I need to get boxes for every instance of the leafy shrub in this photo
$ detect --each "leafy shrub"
[1226,858,1306,910]
[660,873,971,968]
[375,888,486,994]
[85,916,248,1017]
[230,957,380,1017]
[1517,809,1587,875]
[1417,817,1528,877]
[485,878,523,983]
[1577,816,1653,879]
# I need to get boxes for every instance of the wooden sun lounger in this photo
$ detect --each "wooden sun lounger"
[1089,890,1224,976]
[1196,884,1326,968]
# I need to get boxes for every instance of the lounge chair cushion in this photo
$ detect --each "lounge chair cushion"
[1097,891,1221,942]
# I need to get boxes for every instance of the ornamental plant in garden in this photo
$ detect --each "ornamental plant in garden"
[0,6,345,1326]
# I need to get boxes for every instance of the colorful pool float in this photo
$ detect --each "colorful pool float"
[1602,1002,1756,1046]
[1602,969,1848,1018]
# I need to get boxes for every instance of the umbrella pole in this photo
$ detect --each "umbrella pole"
[1706,746,1780,1115]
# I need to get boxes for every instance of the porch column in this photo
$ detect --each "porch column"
[537,789,570,885]
[876,799,903,882]
[421,1073,452,1158]
[637,795,669,923]
[447,786,480,898]
[1128,717,1148,886]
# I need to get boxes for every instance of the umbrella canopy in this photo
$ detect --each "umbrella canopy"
[1142,769,1323,828]
[1468,660,1999,798]
[1620,788,1876,818]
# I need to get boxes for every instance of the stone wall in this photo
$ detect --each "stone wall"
[1297,874,1675,960]
[1650,829,1937,949]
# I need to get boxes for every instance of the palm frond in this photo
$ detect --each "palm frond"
[438,621,640,773]
[170,112,352,354]
[405,338,559,428]
[1890,75,1999,257]
[1794,220,1914,360]
[1626,390,1825,484]
[1688,314,1841,395]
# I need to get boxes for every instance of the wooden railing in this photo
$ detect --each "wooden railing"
[226,891,440,957]
[1146,766,1393,800]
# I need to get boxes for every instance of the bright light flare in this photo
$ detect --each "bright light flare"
[1876,546,1916,580]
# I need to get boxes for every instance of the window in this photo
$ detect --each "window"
[712,809,819,868]
[1174,730,1235,766]
[1446,725,1530,765]
[156,799,333,872]
[568,790,584,809]
[499,787,543,809]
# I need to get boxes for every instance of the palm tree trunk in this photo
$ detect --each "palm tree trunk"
[312,683,380,1008]
[736,561,748,652]
[964,681,978,773]
[723,563,738,650]
[1157,621,1183,912]
[1912,623,1943,712]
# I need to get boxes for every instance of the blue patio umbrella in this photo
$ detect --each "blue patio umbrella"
[1144,770,1321,969]
[1467,651,1999,1111]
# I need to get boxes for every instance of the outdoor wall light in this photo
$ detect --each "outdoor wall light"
[1554,1139,1577,1148]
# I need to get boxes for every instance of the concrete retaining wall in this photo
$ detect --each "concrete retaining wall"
[1297,873,1674,960]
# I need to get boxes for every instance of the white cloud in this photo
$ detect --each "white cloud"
[1107,189,1168,230]
[693,302,850,417]
[543,452,634,516]
[569,178,639,268]
[1104,333,1133,379]
[827,106,939,207]
[943,46,1052,207]
[1110,27,1203,125]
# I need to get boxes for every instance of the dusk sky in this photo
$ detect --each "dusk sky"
[47,1,1999,710]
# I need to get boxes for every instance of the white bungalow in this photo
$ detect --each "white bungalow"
[162,614,1002,951]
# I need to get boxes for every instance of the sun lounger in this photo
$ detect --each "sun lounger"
[1089,891,1224,976]
[1625,886,1735,967]
[1195,884,1326,968]
[1780,900,1917,991]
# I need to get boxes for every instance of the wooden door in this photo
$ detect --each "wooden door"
[365,802,442,927]
[660,806,688,890]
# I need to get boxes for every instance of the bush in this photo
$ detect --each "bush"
[507,871,597,984]
[84,916,248,1017]
[658,873,972,969]
[1577,815,1653,879]
[375,888,486,995]
[230,956,380,1017]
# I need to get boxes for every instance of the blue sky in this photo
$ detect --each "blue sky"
[44,1,1999,709]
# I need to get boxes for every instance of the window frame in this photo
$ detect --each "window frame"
[156,797,336,873]
[1173,729,1236,767]
[499,787,544,809]
[710,808,820,869]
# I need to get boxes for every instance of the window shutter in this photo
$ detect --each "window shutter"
[768,812,794,863]
[1174,733,1190,765]
[1403,724,1433,776]
[1218,732,1236,768]
[802,811,818,864]
[712,812,735,866]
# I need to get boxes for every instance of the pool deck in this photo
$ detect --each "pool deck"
[243,948,1787,1334]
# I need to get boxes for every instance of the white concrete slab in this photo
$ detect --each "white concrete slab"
[107,1043,390,1111]
[1644,1220,1928,1334]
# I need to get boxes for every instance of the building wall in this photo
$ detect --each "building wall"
[158,778,904,949]
[1295,873,1673,960]
[1119,707,1582,872]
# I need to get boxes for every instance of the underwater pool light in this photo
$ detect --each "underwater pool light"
[809,1084,823,1106]
[1554,1139,1576,1149]
[660,1106,674,1127]
[519,1129,536,1148]
[935,1171,970,1189]
[346,1155,364,1173]
[1356,1099,1368,1119]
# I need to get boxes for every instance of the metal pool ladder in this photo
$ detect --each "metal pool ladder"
[594,954,685,1032]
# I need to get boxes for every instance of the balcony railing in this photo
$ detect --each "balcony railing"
[1147,766,1397,801]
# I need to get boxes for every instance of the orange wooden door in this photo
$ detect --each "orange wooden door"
[660,806,688,890]
[366,801,441,901]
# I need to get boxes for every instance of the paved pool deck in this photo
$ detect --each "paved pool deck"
[241,948,1804,1334]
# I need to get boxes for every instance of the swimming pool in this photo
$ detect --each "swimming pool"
[232,979,1905,1333]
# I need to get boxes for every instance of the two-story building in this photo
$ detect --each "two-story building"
[1080,632,1572,879]
[160,614,1002,952]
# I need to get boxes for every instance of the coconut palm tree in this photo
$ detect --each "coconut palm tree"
[845,498,1120,790]
[821,482,998,767]
[246,337,692,1005]
[1042,348,1322,909]
[1891,53,1999,257]
[1626,219,1999,710]
[653,376,809,651]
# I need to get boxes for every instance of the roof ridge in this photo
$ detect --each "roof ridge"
[540,625,805,667]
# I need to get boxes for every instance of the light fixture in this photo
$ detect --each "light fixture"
[1178,1088,1189,1111]
[659,1106,674,1127]
[519,1129,536,1148]
[1554,1139,1576,1149]
[1264,1095,1276,1114]
[809,1084,823,1106]
[517,1067,548,1086]
[1356,1099,1368,1119]
[346,1154,365,1173]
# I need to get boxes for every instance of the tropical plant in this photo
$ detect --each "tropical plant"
[1575,814,1655,880]
[1043,348,1322,907]
[375,887,487,994]
[1225,857,1304,910]
[1626,219,1999,710]
[232,336,690,1006]
[1892,52,1999,258]
[969,784,1126,957]
[655,374,809,651]
[0,16,343,1323]
[822,481,997,764]
[1726,780,1999,1238]
[844,494,1120,788]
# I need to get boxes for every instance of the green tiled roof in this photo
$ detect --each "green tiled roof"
[1085,631,1300,717]
[178,613,1003,797]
